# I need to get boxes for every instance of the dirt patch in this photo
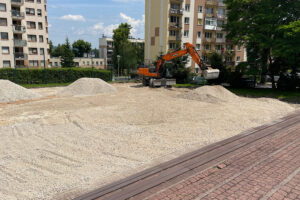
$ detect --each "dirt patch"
[58,78,116,97]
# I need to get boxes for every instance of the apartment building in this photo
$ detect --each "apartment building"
[99,35,144,68]
[145,0,247,73]
[49,57,105,69]
[0,0,49,68]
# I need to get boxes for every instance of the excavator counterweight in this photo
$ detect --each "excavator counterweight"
[138,43,220,87]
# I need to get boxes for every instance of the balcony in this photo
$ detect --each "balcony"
[217,14,226,19]
[13,25,26,33]
[205,25,217,30]
[203,37,216,43]
[206,0,218,6]
[12,10,25,19]
[14,39,27,47]
[11,0,24,6]
[218,0,226,7]
[169,8,183,15]
[15,53,28,60]
[169,35,181,42]
[169,22,182,30]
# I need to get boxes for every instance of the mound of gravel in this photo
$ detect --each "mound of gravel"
[0,80,42,103]
[178,85,238,103]
[59,78,116,97]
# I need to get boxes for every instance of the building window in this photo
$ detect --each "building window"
[216,44,223,50]
[1,32,8,40]
[218,8,225,16]
[3,61,11,68]
[205,32,212,38]
[206,8,214,14]
[38,22,43,29]
[26,0,35,2]
[197,32,201,38]
[217,20,224,27]
[169,30,176,36]
[196,44,201,50]
[0,3,6,12]
[41,61,45,67]
[216,33,223,39]
[37,0,41,3]
[170,3,180,9]
[185,4,190,12]
[236,56,241,62]
[184,17,190,25]
[205,44,211,50]
[26,8,35,15]
[169,43,176,49]
[197,19,202,25]
[39,35,44,42]
[205,18,217,26]
[0,18,7,26]
[83,61,85,65]
[100,62,103,65]
[27,21,36,29]
[96,61,99,65]
[184,30,189,37]
[29,60,39,67]
[55,62,58,67]
[238,45,241,51]
[40,48,44,55]
[226,45,234,50]
[2,47,9,54]
[29,48,38,55]
[37,9,42,16]
[28,34,37,42]
[170,16,180,23]
[198,6,202,13]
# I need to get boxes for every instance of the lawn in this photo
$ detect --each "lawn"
[21,83,72,88]
[228,88,300,103]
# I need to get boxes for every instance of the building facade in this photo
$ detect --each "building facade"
[49,57,105,69]
[0,0,49,68]
[99,35,144,68]
[145,0,247,73]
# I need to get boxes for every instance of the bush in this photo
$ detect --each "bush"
[173,67,192,84]
[0,68,112,84]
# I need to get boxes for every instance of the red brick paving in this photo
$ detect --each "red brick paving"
[145,124,300,200]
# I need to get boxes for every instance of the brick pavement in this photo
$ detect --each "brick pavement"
[144,124,300,200]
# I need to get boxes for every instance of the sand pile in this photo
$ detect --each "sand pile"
[178,85,238,103]
[59,78,116,97]
[0,80,42,103]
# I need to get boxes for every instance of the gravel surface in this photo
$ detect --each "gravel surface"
[0,80,41,103]
[58,78,116,97]
[0,83,297,200]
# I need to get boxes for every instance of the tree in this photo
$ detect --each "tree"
[224,0,300,88]
[72,40,92,57]
[112,23,132,74]
[208,52,229,83]
[91,48,100,58]
[61,38,74,68]
[49,40,54,56]
[51,44,64,57]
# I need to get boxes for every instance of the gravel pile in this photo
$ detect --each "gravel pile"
[178,85,238,103]
[59,78,116,97]
[0,80,41,103]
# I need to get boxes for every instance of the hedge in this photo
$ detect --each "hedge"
[0,68,112,84]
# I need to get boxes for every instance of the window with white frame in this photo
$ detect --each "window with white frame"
[29,60,38,67]
[236,56,241,62]
[206,7,213,14]
[205,44,211,50]
[1,32,8,40]
[184,17,190,24]
[0,18,7,26]
[216,33,223,39]
[197,19,202,25]
[198,6,202,13]
[238,45,242,51]
[197,32,201,38]
[196,44,201,50]
[184,30,189,37]
[205,18,217,26]
[29,48,38,55]
[40,48,44,55]
[185,4,190,12]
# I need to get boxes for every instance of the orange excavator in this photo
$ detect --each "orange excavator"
[138,42,220,87]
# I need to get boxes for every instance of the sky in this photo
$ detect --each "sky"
[48,0,145,48]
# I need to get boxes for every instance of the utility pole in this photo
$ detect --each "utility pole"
[117,55,121,77]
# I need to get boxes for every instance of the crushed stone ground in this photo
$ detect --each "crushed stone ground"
[0,83,297,200]
[58,78,116,97]
[0,80,41,103]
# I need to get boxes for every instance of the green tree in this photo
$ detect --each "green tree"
[224,0,300,88]
[72,39,92,57]
[49,40,54,56]
[112,23,132,75]
[61,38,74,68]
[51,44,64,57]
[208,52,229,83]
[91,48,100,58]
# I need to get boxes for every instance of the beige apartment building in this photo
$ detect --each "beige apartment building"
[145,0,247,73]
[0,0,49,68]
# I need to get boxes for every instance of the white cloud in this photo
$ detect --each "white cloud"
[60,15,86,22]
[91,13,144,38]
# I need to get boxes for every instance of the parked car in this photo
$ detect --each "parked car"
[277,72,300,90]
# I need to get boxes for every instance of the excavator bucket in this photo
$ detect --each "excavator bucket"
[203,69,220,80]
